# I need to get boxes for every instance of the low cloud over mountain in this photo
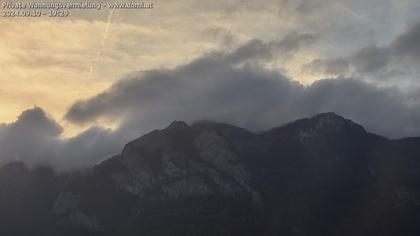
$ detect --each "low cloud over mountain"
[1,28,420,170]
[66,38,420,139]
[0,107,117,170]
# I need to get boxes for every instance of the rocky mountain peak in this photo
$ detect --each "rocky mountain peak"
[166,120,189,130]
[312,112,344,121]
[1,113,420,236]
[309,112,360,130]
[265,112,366,141]
[111,119,261,206]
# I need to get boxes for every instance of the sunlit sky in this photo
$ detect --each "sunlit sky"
[1,0,420,136]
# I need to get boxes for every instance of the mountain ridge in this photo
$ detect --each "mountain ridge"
[1,112,420,236]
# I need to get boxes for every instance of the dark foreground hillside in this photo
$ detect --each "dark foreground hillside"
[1,113,420,236]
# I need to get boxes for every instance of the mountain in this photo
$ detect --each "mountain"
[1,113,420,235]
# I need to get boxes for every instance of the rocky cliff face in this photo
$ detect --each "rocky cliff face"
[1,113,420,236]
[114,121,260,204]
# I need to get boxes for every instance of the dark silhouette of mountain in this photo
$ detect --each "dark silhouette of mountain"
[1,112,420,235]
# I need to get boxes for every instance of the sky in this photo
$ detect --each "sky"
[1,0,420,170]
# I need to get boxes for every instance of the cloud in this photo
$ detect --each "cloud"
[392,22,420,60]
[2,0,420,171]
[66,40,420,140]
[9,107,63,138]
[224,33,317,64]
[306,21,420,83]
[296,78,420,138]
[0,107,61,168]
[0,107,120,171]
[65,38,313,127]
[2,36,420,171]
[3,0,420,125]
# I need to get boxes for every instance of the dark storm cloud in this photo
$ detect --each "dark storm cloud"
[307,21,420,79]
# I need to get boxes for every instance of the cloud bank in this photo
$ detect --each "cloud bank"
[1,29,420,171]
[65,39,420,141]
